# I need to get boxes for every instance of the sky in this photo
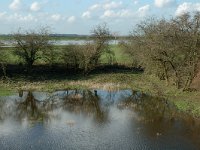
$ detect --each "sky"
[0,0,200,35]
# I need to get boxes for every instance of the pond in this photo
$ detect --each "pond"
[0,90,199,150]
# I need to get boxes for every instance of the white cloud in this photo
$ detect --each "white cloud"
[30,2,41,12]
[137,5,150,17]
[120,9,133,17]
[83,1,127,20]
[133,0,139,5]
[0,12,7,19]
[155,0,176,8]
[89,4,101,11]
[88,1,123,11]
[67,16,76,23]
[101,10,116,18]
[82,11,91,19]
[175,2,200,16]
[84,1,134,20]
[9,0,22,11]
[21,14,36,21]
[103,1,123,10]
[51,14,62,21]
[7,13,37,22]
[0,12,65,23]
[101,9,134,19]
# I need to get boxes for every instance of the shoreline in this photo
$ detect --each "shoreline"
[1,72,200,118]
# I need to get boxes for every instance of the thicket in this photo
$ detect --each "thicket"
[121,12,200,90]
[0,23,112,75]
[62,23,112,74]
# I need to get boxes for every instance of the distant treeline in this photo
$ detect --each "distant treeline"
[0,33,129,41]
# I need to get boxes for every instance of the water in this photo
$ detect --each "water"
[54,40,120,45]
[0,90,199,150]
[1,40,121,47]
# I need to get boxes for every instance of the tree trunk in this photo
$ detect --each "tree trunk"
[163,62,169,85]
[0,62,7,79]
[26,59,34,73]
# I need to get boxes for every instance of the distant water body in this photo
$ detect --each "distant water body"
[54,40,121,45]
[1,40,123,47]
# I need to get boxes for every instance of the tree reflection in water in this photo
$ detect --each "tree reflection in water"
[16,91,48,123]
[0,90,109,125]
[117,90,200,146]
[117,90,177,122]
[63,90,108,123]
[0,89,200,149]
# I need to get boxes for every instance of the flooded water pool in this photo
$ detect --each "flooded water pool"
[0,90,199,150]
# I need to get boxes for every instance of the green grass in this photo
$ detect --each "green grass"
[100,45,133,65]
[0,47,21,64]
[0,36,12,40]
[1,44,133,65]
[0,87,14,96]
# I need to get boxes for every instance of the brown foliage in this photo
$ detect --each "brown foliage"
[124,12,200,90]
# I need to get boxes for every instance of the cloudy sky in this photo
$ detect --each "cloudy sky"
[0,0,199,35]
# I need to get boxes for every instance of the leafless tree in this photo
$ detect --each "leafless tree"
[124,12,200,90]
[62,23,112,74]
[0,43,7,78]
[13,27,53,70]
[62,44,82,70]
[90,23,112,66]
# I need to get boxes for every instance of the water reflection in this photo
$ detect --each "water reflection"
[0,90,199,150]
[117,92,177,122]
[0,90,111,125]
[62,90,108,123]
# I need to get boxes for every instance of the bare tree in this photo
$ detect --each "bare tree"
[62,44,82,70]
[171,12,200,89]
[62,23,112,75]
[13,27,53,70]
[125,12,200,90]
[90,23,112,66]
[0,43,7,79]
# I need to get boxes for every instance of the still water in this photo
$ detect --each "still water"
[1,40,120,46]
[54,40,120,45]
[0,90,199,150]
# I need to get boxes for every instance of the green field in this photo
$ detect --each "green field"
[100,45,133,65]
[0,44,133,65]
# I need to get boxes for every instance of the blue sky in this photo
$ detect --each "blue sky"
[0,0,199,35]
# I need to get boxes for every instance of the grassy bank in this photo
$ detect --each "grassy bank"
[0,86,15,96]
[1,71,200,117]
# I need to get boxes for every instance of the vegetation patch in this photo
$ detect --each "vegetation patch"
[0,86,14,96]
